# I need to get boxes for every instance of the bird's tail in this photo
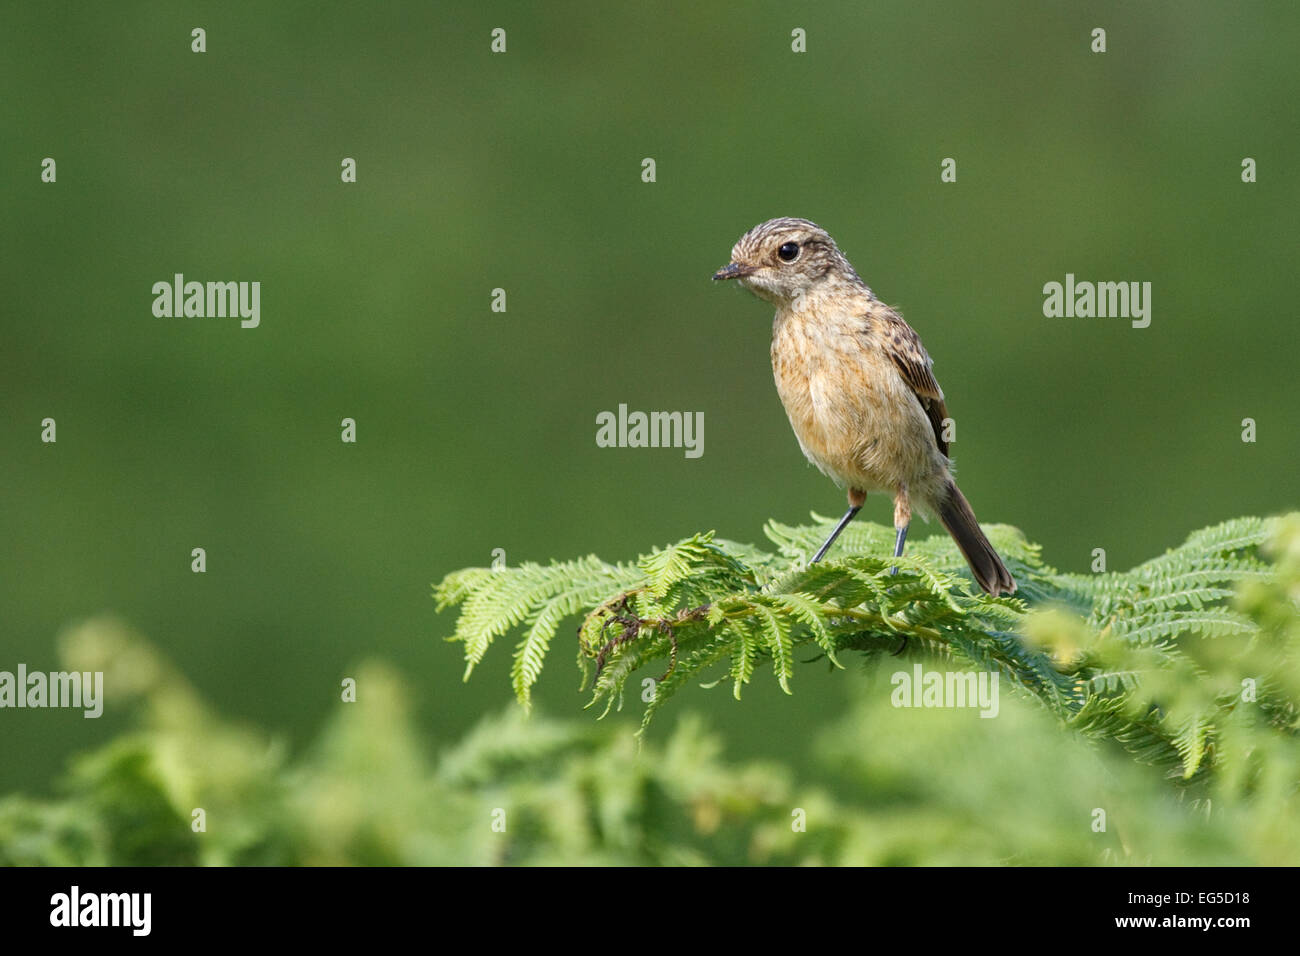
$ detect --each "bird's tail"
[937,481,1016,596]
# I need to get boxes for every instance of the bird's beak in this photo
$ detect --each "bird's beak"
[712,262,756,281]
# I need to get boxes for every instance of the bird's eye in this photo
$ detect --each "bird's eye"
[777,242,800,262]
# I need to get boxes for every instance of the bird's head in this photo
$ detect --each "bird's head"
[712,217,864,307]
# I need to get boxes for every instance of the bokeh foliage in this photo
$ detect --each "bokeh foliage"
[4,514,1297,865]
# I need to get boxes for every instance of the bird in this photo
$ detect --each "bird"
[712,217,1016,596]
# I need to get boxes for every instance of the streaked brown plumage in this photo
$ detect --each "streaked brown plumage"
[713,217,1016,596]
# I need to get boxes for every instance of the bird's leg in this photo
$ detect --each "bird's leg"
[890,487,913,655]
[890,487,912,576]
[810,488,866,564]
[892,525,909,566]
[810,507,859,564]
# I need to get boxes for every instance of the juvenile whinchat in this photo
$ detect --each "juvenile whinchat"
[713,217,1016,596]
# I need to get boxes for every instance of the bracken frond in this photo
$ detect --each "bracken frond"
[435,513,1298,784]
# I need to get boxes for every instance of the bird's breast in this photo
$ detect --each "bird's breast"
[770,305,937,493]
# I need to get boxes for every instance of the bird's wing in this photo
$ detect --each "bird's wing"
[877,310,950,458]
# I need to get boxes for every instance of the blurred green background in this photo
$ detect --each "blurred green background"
[2,0,1297,851]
